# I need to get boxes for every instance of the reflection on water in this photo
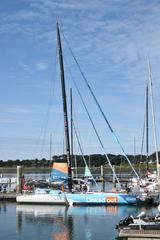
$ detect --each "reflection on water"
[0,202,158,240]
[16,205,72,239]
[16,205,73,240]
[0,202,7,213]
[15,204,147,240]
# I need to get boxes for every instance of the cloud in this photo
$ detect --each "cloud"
[2,9,42,22]
[0,104,49,115]
[35,62,48,71]
[19,63,32,73]
[1,0,160,158]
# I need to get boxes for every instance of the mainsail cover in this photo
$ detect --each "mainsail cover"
[50,162,68,183]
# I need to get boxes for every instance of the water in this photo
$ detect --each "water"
[0,201,159,240]
[0,172,159,239]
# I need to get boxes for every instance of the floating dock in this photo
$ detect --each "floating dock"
[119,229,160,239]
[0,193,17,201]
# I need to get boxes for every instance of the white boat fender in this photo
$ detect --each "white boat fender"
[137,211,146,218]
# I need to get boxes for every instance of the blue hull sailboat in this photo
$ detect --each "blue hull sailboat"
[66,192,139,206]
[17,23,142,206]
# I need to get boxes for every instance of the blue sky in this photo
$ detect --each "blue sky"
[0,0,160,160]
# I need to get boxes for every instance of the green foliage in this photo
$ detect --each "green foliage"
[0,152,159,168]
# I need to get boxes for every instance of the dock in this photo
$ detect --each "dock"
[119,229,160,239]
[0,193,17,201]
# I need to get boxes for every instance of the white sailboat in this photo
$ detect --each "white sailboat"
[134,59,160,193]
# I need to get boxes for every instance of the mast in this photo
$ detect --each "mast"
[56,23,72,191]
[70,88,78,178]
[147,58,159,183]
[70,88,73,168]
[146,84,149,171]
[50,133,52,165]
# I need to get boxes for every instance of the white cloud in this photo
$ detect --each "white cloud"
[19,63,32,73]
[1,0,160,158]
[35,62,48,71]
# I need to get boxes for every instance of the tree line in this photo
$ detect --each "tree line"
[0,152,159,168]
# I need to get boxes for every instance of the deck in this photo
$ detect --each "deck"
[119,229,160,239]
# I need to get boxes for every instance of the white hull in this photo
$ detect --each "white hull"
[16,189,66,204]
[16,188,140,206]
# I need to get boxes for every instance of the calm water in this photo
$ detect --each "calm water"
[0,173,159,239]
[0,201,159,240]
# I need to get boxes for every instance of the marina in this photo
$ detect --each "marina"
[1,163,160,239]
[0,193,17,201]
[0,201,160,240]
[119,229,160,239]
[13,23,159,209]
[1,1,160,239]
[116,205,160,239]
[1,166,160,207]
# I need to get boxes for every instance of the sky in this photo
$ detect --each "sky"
[0,0,160,160]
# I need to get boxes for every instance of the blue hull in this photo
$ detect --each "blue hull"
[66,192,139,206]
[21,189,139,206]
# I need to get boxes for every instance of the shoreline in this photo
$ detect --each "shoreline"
[0,164,157,174]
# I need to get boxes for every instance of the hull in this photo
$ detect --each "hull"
[16,189,66,205]
[66,192,139,206]
[16,189,139,206]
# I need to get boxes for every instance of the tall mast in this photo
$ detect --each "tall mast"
[50,133,52,165]
[147,58,159,183]
[146,84,149,171]
[56,23,72,191]
[70,88,73,167]
[70,88,78,178]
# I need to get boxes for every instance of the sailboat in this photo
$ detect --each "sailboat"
[55,23,142,206]
[140,60,160,192]
[17,23,142,205]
